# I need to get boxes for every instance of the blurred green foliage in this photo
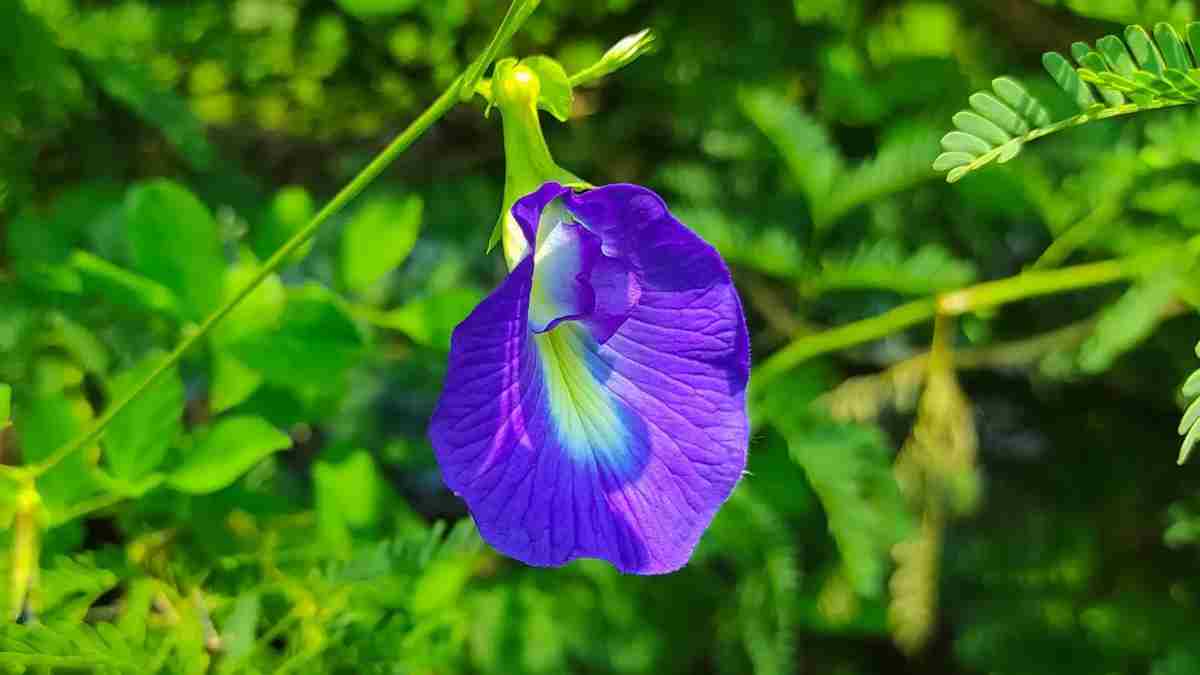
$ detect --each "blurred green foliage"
[2,0,1200,673]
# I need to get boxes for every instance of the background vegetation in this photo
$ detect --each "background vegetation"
[3,0,1200,672]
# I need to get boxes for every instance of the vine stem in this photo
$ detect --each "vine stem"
[23,82,493,481]
[751,255,1150,394]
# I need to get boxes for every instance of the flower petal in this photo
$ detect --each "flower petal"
[430,183,749,574]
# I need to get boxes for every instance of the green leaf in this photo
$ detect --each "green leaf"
[125,180,226,321]
[218,593,261,668]
[739,87,844,221]
[522,55,573,121]
[70,250,180,318]
[168,416,292,494]
[0,383,9,430]
[102,352,185,482]
[761,374,911,598]
[776,412,909,597]
[315,448,382,547]
[374,287,485,351]
[810,242,977,296]
[0,622,151,671]
[210,254,287,414]
[228,283,366,393]
[341,195,423,294]
[826,124,939,224]
[1043,51,1097,111]
[20,393,99,510]
[1153,23,1192,71]
[210,353,263,416]
[49,315,110,376]
[212,254,288,348]
[252,186,316,267]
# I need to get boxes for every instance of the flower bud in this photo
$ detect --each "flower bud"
[490,58,581,269]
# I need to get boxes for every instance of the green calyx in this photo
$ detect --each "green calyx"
[487,57,584,269]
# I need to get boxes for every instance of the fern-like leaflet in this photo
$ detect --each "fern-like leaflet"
[1178,342,1200,464]
[935,23,1200,183]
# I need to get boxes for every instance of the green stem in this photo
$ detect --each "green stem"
[752,298,938,392]
[1031,196,1123,270]
[460,0,541,100]
[26,82,462,479]
[752,256,1147,394]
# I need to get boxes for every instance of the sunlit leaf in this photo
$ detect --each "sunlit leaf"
[125,180,225,321]
[168,416,292,494]
[341,195,423,294]
[103,353,184,482]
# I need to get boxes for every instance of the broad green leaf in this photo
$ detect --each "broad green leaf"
[71,250,180,318]
[228,283,366,393]
[522,55,572,121]
[125,180,225,321]
[341,195,423,294]
[374,287,485,351]
[209,253,287,413]
[252,186,315,267]
[48,315,110,376]
[168,416,292,494]
[20,392,99,511]
[103,353,184,482]
[212,255,287,347]
[210,352,263,416]
[315,449,381,548]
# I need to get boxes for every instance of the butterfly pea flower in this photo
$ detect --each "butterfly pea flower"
[428,60,750,575]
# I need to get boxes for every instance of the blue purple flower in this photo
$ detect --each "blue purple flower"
[429,181,750,574]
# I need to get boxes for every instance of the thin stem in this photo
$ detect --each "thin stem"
[27,82,459,478]
[752,298,938,392]
[1032,196,1123,270]
[460,0,541,100]
[19,0,541,484]
[935,258,1131,315]
[752,255,1149,393]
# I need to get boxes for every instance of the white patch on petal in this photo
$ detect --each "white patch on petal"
[528,202,587,332]
[534,323,632,472]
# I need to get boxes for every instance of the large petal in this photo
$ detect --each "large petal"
[429,184,749,574]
